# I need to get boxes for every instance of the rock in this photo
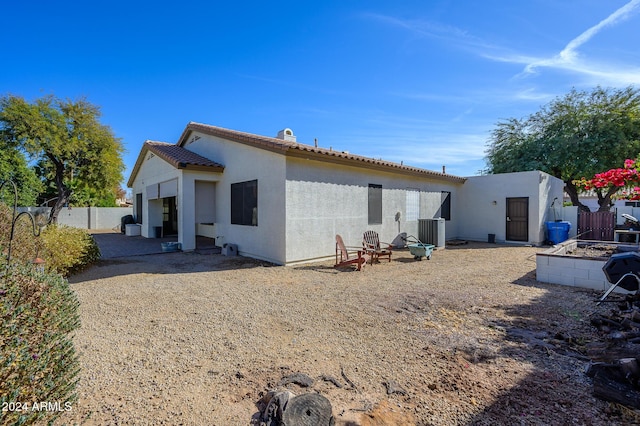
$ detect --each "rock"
[278,373,314,388]
[320,375,343,388]
[384,379,408,395]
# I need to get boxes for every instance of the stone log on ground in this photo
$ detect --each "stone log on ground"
[281,393,334,426]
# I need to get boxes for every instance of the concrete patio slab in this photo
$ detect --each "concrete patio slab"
[91,231,218,259]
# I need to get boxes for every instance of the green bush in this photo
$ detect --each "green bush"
[0,265,80,425]
[41,225,101,277]
[0,204,101,278]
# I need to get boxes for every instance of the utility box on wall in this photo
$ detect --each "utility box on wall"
[418,218,445,248]
[222,243,238,256]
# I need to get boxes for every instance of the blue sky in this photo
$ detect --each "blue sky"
[2,1,640,185]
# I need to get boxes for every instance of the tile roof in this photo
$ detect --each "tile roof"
[145,141,225,170]
[127,141,224,186]
[178,122,467,183]
[129,122,467,187]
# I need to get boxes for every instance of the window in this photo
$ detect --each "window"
[135,193,143,224]
[368,184,382,224]
[625,201,640,207]
[440,191,451,221]
[231,180,258,226]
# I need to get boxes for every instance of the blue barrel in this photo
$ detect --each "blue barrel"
[546,221,571,244]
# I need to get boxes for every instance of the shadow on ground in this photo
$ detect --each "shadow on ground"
[462,270,639,425]
[68,252,279,283]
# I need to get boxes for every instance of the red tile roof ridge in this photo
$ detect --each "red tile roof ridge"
[182,122,466,182]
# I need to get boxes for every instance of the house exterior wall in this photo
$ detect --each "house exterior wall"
[130,153,179,238]
[284,157,462,263]
[185,133,287,264]
[129,125,565,263]
[457,171,564,245]
[194,180,216,224]
[179,171,221,250]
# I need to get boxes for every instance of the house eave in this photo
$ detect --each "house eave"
[284,149,467,183]
[178,163,225,173]
[179,122,466,184]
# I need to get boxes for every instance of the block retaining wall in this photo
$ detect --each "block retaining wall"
[536,240,609,291]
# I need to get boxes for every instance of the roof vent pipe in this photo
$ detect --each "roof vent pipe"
[442,165,446,174]
[276,128,296,142]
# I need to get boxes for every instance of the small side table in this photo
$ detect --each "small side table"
[614,229,640,243]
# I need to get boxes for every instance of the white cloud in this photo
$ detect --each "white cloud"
[369,3,640,87]
[519,0,640,84]
[513,88,556,102]
[558,0,640,63]
[362,12,497,51]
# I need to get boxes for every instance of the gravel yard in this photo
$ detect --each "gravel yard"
[57,242,638,425]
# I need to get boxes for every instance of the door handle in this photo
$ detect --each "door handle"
[506,217,511,221]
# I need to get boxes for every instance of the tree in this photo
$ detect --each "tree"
[0,95,125,222]
[0,141,43,206]
[485,86,640,212]
[577,157,640,201]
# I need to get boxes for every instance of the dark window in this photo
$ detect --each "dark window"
[368,184,382,224]
[625,201,640,207]
[231,180,258,226]
[135,193,143,224]
[440,191,451,221]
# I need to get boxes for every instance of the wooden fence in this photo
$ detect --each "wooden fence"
[577,211,616,241]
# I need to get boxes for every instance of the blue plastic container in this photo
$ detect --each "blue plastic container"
[546,221,571,245]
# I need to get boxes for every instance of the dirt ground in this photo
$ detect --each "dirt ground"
[56,242,640,425]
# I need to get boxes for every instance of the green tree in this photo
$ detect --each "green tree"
[0,95,125,222]
[485,86,640,212]
[0,141,43,206]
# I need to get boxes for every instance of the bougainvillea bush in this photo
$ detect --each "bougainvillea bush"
[0,265,81,425]
[576,158,640,201]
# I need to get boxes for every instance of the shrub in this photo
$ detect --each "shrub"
[0,204,101,277]
[0,265,80,425]
[0,204,43,269]
[41,225,101,277]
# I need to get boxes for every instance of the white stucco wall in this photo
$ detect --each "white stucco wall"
[284,157,462,263]
[195,180,216,224]
[18,207,133,230]
[130,152,180,238]
[185,133,287,264]
[457,171,564,245]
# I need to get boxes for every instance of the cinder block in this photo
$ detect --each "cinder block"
[577,279,608,291]
[575,258,605,270]
[536,271,549,283]
[547,274,576,287]
[549,256,574,269]
[588,269,607,281]
[569,268,590,279]
[547,266,577,277]
[536,255,549,266]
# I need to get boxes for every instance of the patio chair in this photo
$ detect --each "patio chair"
[335,234,370,271]
[362,230,393,264]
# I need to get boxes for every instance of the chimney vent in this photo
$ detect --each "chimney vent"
[276,128,296,142]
